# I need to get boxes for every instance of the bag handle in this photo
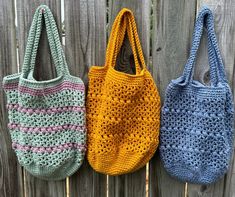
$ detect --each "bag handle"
[110,11,142,74]
[113,11,147,73]
[182,6,227,85]
[127,12,147,71]
[182,7,217,85]
[105,9,128,68]
[45,6,69,74]
[206,10,227,84]
[105,8,146,74]
[22,5,69,78]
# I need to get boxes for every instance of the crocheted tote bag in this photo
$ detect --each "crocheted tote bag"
[2,5,86,180]
[86,8,161,175]
[160,7,234,184]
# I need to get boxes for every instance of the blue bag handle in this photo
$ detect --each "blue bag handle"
[182,6,227,85]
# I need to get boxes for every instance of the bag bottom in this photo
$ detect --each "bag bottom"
[162,161,228,184]
[22,157,84,180]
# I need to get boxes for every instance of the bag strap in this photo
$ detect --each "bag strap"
[105,8,146,74]
[105,9,128,68]
[183,7,217,85]
[111,11,142,74]
[206,11,227,83]
[127,12,147,71]
[45,7,69,74]
[22,5,69,78]
[182,6,227,85]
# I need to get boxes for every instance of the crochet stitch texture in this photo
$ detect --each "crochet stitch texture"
[3,5,86,180]
[160,7,234,184]
[86,9,161,175]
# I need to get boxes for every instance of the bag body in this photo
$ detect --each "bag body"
[160,7,234,184]
[86,9,161,175]
[3,5,86,180]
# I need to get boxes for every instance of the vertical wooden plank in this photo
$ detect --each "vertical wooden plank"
[229,161,235,197]
[150,0,197,196]
[0,0,24,196]
[16,1,66,197]
[187,1,235,196]
[108,1,151,197]
[64,0,107,196]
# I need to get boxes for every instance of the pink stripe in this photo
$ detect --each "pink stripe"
[7,104,85,114]
[4,81,85,95]
[8,123,86,134]
[3,83,18,90]
[19,85,84,96]
[12,142,86,153]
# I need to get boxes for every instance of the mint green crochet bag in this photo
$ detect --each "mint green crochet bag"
[2,5,86,180]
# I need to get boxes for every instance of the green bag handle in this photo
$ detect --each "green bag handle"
[22,5,69,78]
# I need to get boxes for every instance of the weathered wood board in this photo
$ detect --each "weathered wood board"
[0,0,234,196]
[64,0,107,196]
[0,0,24,197]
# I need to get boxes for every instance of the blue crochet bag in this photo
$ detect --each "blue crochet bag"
[160,7,234,184]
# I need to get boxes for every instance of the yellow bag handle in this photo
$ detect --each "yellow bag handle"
[105,8,146,74]
[105,9,128,67]
[106,9,145,73]
[111,12,140,73]
[112,12,147,73]
[127,12,147,71]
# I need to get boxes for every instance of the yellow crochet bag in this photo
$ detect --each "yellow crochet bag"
[86,8,161,175]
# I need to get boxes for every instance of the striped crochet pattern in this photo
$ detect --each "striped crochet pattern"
[3,5,86,180]
[160,7,234,184]
[86,9,161,175]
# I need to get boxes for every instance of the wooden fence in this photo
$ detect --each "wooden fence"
[0,0,234,197]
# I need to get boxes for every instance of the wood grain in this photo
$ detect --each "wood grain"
[16,1,66,197]
[0,0,235,196]
[187,0,235,196]
[64,0,106,86]
[108,0,151,196]
[64,0,107,196]
[108,169,147,197]
[150,0,197,196]
[0,0,24,196]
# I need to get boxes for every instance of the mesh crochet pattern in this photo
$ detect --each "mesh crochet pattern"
[160,7,234,184]
[2,5,86,180]
[86,9,161,175]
